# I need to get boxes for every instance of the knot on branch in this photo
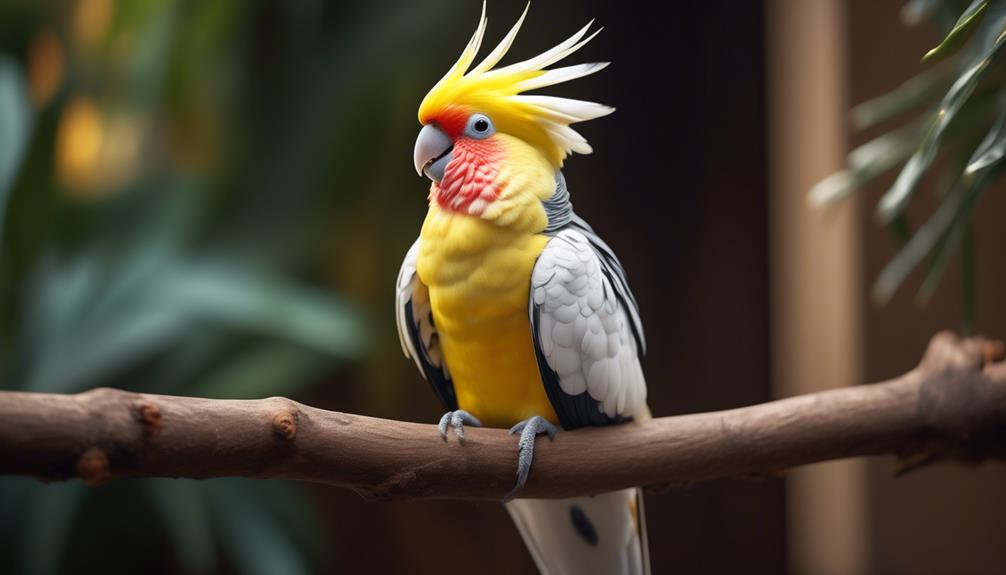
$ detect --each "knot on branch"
[135,402,162,435]
[920,331,1006,374]
[913,332,1006,464]
[272,411,298,441]
[75,448,111,485]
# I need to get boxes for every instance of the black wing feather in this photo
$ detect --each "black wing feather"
[403,299,457,411]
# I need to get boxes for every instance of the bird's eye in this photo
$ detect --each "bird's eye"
[464,113,495,139]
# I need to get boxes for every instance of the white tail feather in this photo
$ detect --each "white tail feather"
[505,489,650,575]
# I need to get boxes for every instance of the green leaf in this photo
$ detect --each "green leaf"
[123,0,178,105]
[922,0,988,63]
[195,339,333,399]
[0,55,32,251]
[809,119,925,206]
[964,95,1006,177]
[243,480,326,567]
[902,0,964,29]
[876,0,1006,223]
[850,62,956,130]
[887,212,913,246]
[204,480,311,575]
[874,175,987,305]
[147,331,238,394]
[0,478,36,562]
[20,252,366,393]
[17,482,88,575]
[910,98,1006,307]
[143,480,217,574]
[902,0,941,26]
[873,186,961,305]
[916,215,964,307]
[167,262,369,359]
[20,252,193,393]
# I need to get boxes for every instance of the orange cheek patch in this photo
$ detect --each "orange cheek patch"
[428,106,469,139]
[435,137,504,215]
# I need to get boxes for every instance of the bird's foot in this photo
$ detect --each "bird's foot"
[437,409,482,442]
[503,416,560,502]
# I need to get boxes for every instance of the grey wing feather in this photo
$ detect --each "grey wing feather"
[542,172,574,233]
[530,226,648,429]
[396,239,457,410]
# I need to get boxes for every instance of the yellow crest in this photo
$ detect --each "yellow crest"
[418,3,613,167]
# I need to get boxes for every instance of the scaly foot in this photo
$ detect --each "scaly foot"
[503,415,560,502]
[437,409,482,442]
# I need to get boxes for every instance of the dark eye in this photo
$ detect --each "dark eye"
[464,113,495,139]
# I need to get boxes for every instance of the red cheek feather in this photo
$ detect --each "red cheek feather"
[433,137,504,214]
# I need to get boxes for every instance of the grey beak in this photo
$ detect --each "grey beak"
[413,124,453,183]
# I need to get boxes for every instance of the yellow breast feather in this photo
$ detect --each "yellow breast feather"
[417,204,556,427]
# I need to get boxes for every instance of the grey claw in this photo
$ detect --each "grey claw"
[438,412,452,440]
[452,411,481,440]
[438,410,481,442]
[503,416,560,502]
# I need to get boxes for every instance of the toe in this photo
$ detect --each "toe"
[439,410,481,442]
[502,416,561,502]
[450,412,467,441]
[437,412,452,440]
[461,411,482,427]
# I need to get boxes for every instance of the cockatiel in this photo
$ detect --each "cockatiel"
[396,4,650,574]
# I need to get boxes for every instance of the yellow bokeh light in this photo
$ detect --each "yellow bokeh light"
[57,97,104,192]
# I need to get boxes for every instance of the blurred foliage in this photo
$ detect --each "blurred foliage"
[0,0,451,572]
[812,0,1006,332]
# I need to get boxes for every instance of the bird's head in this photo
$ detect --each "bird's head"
[413,3,612,223]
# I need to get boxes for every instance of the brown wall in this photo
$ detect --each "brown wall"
[767,1,868,573]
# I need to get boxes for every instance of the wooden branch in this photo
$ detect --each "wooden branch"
[1,332,1004,501]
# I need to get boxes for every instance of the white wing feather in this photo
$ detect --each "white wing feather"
[395,239,447,380]
[531,229,647,419]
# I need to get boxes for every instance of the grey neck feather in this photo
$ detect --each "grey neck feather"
[543,171,574,233]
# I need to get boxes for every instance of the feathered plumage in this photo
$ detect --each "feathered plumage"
[418,2,614,166]
[400,4,649,573]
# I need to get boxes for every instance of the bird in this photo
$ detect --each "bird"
[396,4,650,573]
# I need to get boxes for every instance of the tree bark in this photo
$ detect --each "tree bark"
[1,332,1004,501]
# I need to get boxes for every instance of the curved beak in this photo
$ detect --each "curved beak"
[413,124,453,183]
